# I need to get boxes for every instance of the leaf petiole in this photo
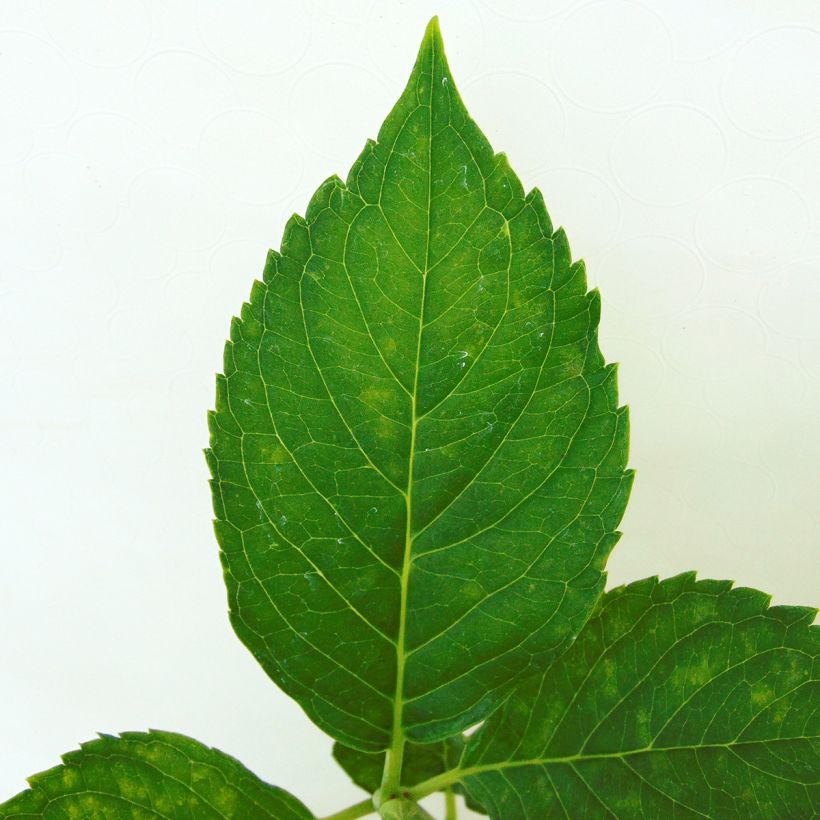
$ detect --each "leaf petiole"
[406,769,463,802]
[321,797,376,820]
[444,788,457,820]
[378,735,406,804]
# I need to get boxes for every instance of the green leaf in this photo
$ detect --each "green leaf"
[207,16,630,753]
[456,574,820,818]
[333,737,486,814]
[0,730,313,819]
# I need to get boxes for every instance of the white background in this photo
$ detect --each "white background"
[1,1,819,816]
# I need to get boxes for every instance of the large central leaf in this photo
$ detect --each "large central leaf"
[207,18,631,753]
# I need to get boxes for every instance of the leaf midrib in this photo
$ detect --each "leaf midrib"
[385,32,436,792]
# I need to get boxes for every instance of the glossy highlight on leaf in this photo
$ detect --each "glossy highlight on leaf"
[206,15,631,756]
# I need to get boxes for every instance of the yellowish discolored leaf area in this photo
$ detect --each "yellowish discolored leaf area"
[0,731,313,819]
[454,575,820,818]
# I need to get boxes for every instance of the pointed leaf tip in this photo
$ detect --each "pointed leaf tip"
[421,15,445,59]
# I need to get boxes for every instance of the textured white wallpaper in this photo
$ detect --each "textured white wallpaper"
[1,1,818,816]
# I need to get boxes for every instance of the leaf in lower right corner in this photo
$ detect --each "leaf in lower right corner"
[460,573,820,819]
[0,730,313,819]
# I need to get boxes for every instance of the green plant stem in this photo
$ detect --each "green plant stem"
[408,769,463,802]
[444,788,457,820]
[321,798,375,820]
[379,735,405,802]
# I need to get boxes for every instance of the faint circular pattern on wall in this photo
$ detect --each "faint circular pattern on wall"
[199,109,304,205]
[703,356,808,442]
[0,116,33,166]
[663,306,766,381]
[652,0,750,61]
[289,63,391,161]
[536,167,622,257]
[0,271,111,364]
[552,0,672,112]
[684,457,776,527]
[800,337,820,387]
[197,0,311,74]
[610,105,726,205]
[132,51,235,146]
[5,248,119,360]
[43,0,151,67]
[695,178,808,274]
[0,32,77,127]
[615,479,689,557]
[464,72,565,175]
[480,0,581,22]
[164,267,220,343]
[163,253,267,350]
[23,152,118,234]
[722,26,820,141]
[108,305,194,375]
[314,0,370,22]
[367,1,486,82]
[776,415,820,480]
[67,112,162,192]
[6,363,90,430]
[275,185,322,235]
[210,239,272,303]
[599,335,666,404]
[778,139,820,228]
[759,259,820,341]
[83,212,177,286]
[597,235,704,318]
[128,167,225,251]
[632,400,724,468]
[0,197,61,272]
[725,491,819,570]
[166,249,266,350]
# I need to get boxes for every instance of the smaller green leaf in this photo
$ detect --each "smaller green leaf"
[457,574,820,819]
[0,730,313,819]
[333,738,486,814]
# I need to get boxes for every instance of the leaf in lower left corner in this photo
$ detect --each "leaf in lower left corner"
[0,730,313,819]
